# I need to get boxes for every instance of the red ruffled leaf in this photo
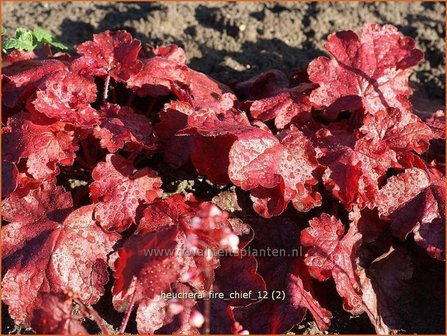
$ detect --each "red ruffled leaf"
[301,213,364,314]
[2,59,68,109]
[359,108,433,156]
[2,112,78,180]
[233,218,332,333]
[2,186,118,326]
[313,124,391,210]
[93,104,155,152]
[32,71,99,126]
[359,247,413,334]
[127,56,186,96]
[89,154,162,232]
[308,24,423,118]
[112,225,180,305]
[380,170,445,260]
[72,30,142,81]
[30,293,88,335]
[250,88,313,129]
[377,168,430,217]
[229,126,321,216]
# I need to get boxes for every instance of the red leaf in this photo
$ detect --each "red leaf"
[2,161,18,198]
[359,247,413,334]
[2,186,118,326]
[31,293,88,334]
[72,30,142,81]
[93,103,155,152]
[301,213,364,314]
[155,101,194,167]
[152,44,187,64]
[32,71,99,126]
[135,282,198,334]
[250,88,313,129]
[183,69,235,109]
[127,56,187,96]
[112,226,180,304]
[2,112,78,180]
[229,126,321,216]
[308,24,423,118]
[381,170,445,260]
[359,108,433,155]
[186,107,252,184]
[231,69,290,101]
[89,154,162,232]
[313,125,390,210]
[209,256,266,333]
[425,110,446,139]
[377,168,430,217]
[233,219,332,333]
[2,59,68,108]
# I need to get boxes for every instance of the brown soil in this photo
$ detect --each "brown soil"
[2,1,445,102]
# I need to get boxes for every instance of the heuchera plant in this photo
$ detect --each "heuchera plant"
[1,24,445,335]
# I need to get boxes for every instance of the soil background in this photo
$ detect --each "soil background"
[1,1,446,335]
[2,1,446,104]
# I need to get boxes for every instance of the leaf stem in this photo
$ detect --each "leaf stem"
[119,283,137,334]
[77,301,110,335]
[103,74,111,104]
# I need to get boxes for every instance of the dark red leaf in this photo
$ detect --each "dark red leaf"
[359,248,413,334]
[2,161,18,198]
[31,293,88,335]
[112,225,180,305]
[233,219,332,333]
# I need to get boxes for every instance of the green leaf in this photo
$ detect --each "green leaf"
[12,28,36,51]
[32,27,68,50]
[47,40,68,50]
[32,27,52,43]
[2,27,69,53]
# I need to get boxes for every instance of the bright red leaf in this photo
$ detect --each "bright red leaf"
[32,70,99,126]
[93,103,155,152]
[72,30,142,81]
[2,59,68,108]
[89,154,163,232]
[2,112,78,180]
[308,23,423,118]
[301,214,364,314]
[2,186,118,326]
[229,125,321,216]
